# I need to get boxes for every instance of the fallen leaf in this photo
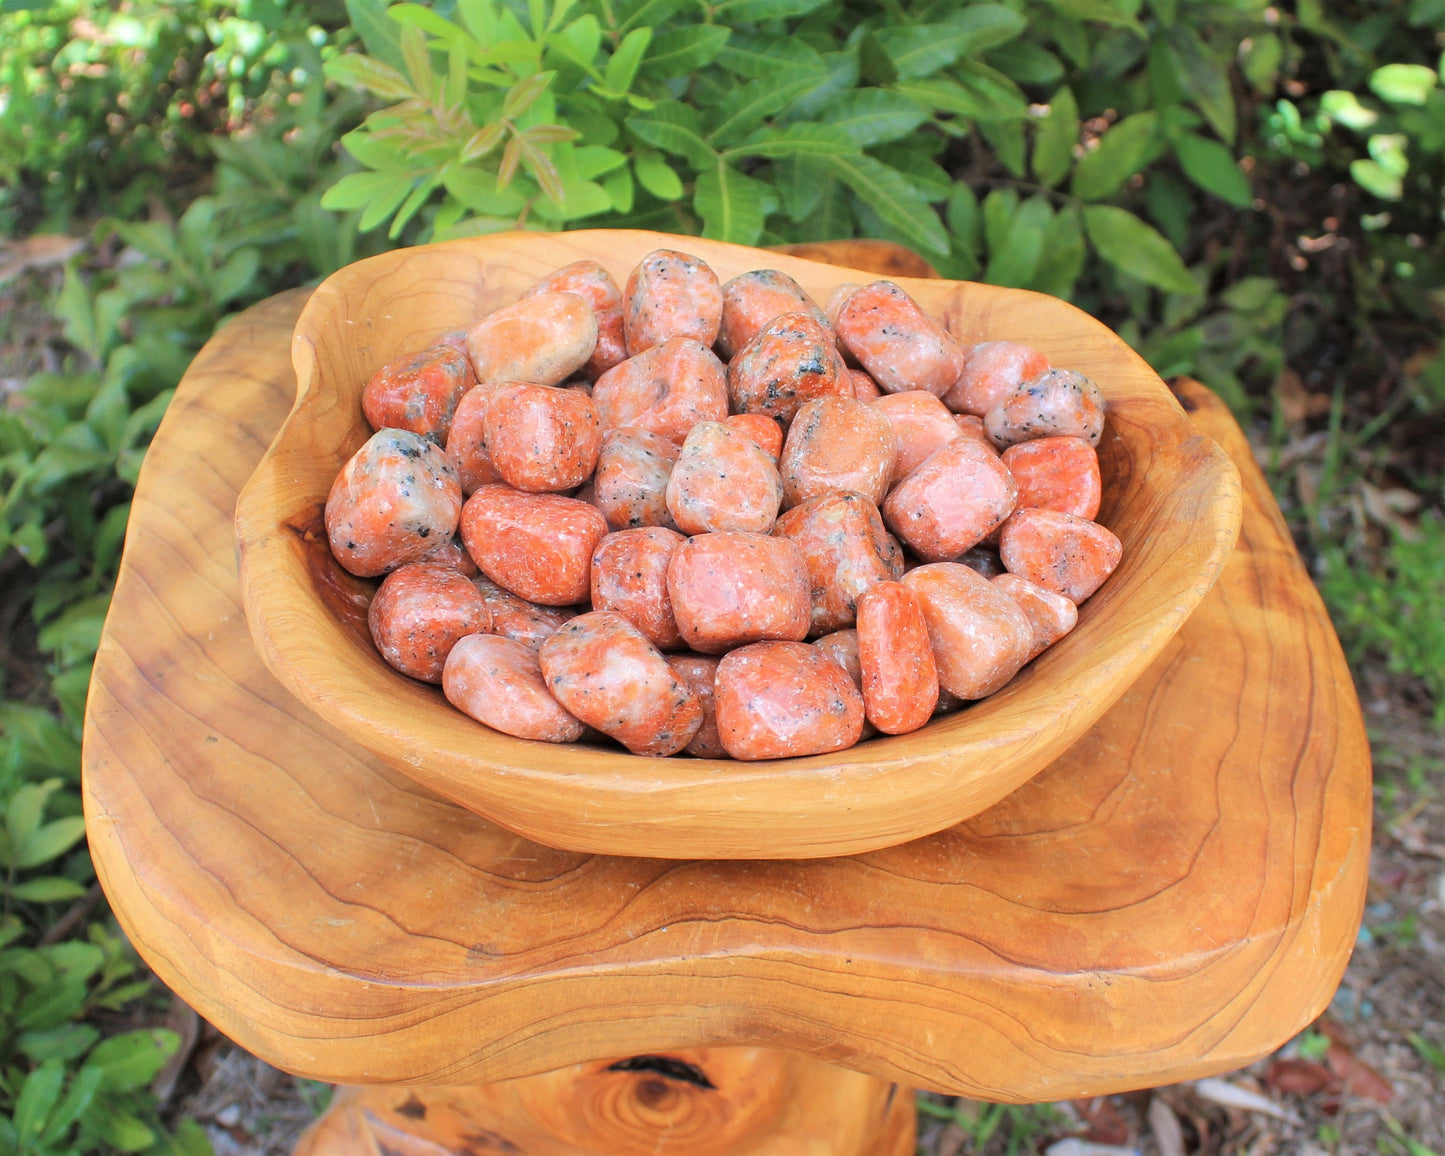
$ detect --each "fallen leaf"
[1266,1057,1333,1097]
[0,235,84,286]
[1070,1096,1132,1146]
[1276,368,1332,425]
[1148,1096,1186,1156]
[1314,1020,1397,1105]
[1359,481,1421,541]
[1191,1077,1302,1124]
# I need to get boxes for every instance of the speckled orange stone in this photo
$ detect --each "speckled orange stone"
[773,492,904,636]
[991,572,1079,661]
[666,531,811,654]
[590,527,685,651]
[666,654,724,758]
[834,281,966,397]
[871,390,962,488]
[779,396,895,509]
[459,485,607,606]
[442,633,584,743]
[466,291,598,387]
[367,563,491,683]
[901,562,1033,700]
[942,340,1050,417]
[856,581,938,735]
[985,368,1106,448]
[592,427,680,531]
[482,382,601,493]
[1001,436,1102,520]
[882,437,1017,562]
[998,508,1122,604]
[723,413,784,464]
[727,312,850,426]
[361,345,472,444]
[444,386,503,495]
[714,641,865,760]
[666,421,782,535]
[469,576,575,651]
[623,249,723,356]
[522,260,626,381]
[592,336,729,447]
[716,269,831,360]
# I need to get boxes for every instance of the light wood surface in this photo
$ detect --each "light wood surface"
[294,1050,914,1156]
[82,276,1369,1098]
[234,230,1242,859]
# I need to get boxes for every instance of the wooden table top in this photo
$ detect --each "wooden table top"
[82,271,1370,1100]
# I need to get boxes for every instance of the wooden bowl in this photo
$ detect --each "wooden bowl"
[235,229,1242,860]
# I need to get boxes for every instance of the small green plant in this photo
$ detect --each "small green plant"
[918,1097,1067,1155]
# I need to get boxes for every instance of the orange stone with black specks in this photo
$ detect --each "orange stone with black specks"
[714,641,865,760]
[882,437,1017,562]
[522,260,626,380]
[901,562,1033,700]
[666,532,811,655]
[482,382,601,493]
[325,428,462,578]
[848,369,883,401]
[773,492,904,636]
[420,535,479,577]
[466,291,598,387]
[593,428,680,531]
[460,485,607,606]
[835,281,966,397]
[984,368,1106,448]
[666,421,782,535]
[1001,436,1102,520]
[539,611,703,757]
[723,413,784,465]
[624,250,723,356]
[666,654,725,758]
[469,576,575,651]
[442,634,584,743]
[717,269,831,360]
[590,527,686,651]
[368,563,491,683]
[812,628,863,690]
[942,341,1050,416]
[592,337,729,447]
[728,312,851,426]
[779,397,895,510]
[999,508,1122,604]
[992,572,1079,661]
[361,345,472,444]
[856,581,939,735]
[444,386,503,495]
[872,391,963,487]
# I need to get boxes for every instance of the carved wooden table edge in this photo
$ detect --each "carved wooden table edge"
[80,245,1370,1153]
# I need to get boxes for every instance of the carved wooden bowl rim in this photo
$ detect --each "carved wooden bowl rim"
[234,228,1243,860]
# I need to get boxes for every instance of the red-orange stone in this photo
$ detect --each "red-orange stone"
[466,291,598,387]
[666,531,811,654]
[727,312,851,426]
[723,413,784,464]
[522,260,627,381]
[420,535,480,577]
[901,562,1033,700]
[716,269,830,360]
[872,390,963,487]
[361,345,472,444]
[539,610,703,757]
[1001,436,1102,520]
[991,572,1079,661]
[666,654,725,758]
[942,341,1050,416]
[984,368,1106,448]
[593,427,680,531]
[834,281,966,397]
[444,386,502,495]
[443,634,584,743]
[773,492,904,635]
[856,581,939,735]
[470,576,575,651]
[592,336,729,446]
[666,421,782,535]
[882,437,1017,561]
[998,508,1123,604]
[714,641,865,760]
[590,527,685,650]
[367,563,491,683]
[848,369,883,402]
[325,428,462,578]
[624,249,723,356]
[779,396,895,509]
[460,485,607,605]
[812,628,862,689]
[482,382,601,493]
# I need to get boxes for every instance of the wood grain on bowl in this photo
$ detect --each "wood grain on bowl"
[234,230,1243,860]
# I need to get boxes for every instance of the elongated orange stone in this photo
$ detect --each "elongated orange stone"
[856,581,939,735]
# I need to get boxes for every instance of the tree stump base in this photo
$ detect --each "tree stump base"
[294,1049,914,1156]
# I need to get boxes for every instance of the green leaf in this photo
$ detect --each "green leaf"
[986,40,1064,86]
[8,779,62,853]
[1036,0,1144,33]
[39,1067,102,1148]
[86,1029,179,1094]
[356,175,414,232]
[775,155,827,221]
[985,193,1052,287]
[1164,25,1235,144]
[211,248,261,307]
[1351,158,1403,199]
[823,153,949,255]
[725,123,858,159]
[695,163,766,245]
[858,32,899,85]
[714,34,822,78]
[19,1025,101,1066]
[630,101,718,168]
[604,27,652,93]
[1083,205,1199,294]
[549,14,602,69]
[603,167,634,212]
[871,25,976,80]
[1033,85,1078,187]
[1071,110,1158,200]
[14,1061,64,1149]
[389,4,472,45]
[639,25,730,78]
[440,166,528,213]
[903,60,1027,122]
[633,150,685,199]
[946,183,981,252]
[324,53,414,99]
[1368,133,1409,176]
[707,68,825,147]
[982,187,1020,255]
[94,1112,156,1153]
[981,116,1026,177]
[16,817,87,870]
[1174,134,1250,206]
[322,173,397,213]
[1145,169,1191,249]
[1320,90,1379,131]
[873,146,953,201]
[1030,204,1086,298]
[615,0,686,35]
[1370,63,1438,106]
[713,0,828,20]
[503,72,553,119]
[346,0,406,71]
[1241,32,1282,93]
[11,878,88,903]
[821,90,929,147]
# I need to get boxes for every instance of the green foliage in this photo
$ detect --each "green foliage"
[918,1097,1068,1155]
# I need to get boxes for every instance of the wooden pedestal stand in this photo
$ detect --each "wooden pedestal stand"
[82,245,1370,1156]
